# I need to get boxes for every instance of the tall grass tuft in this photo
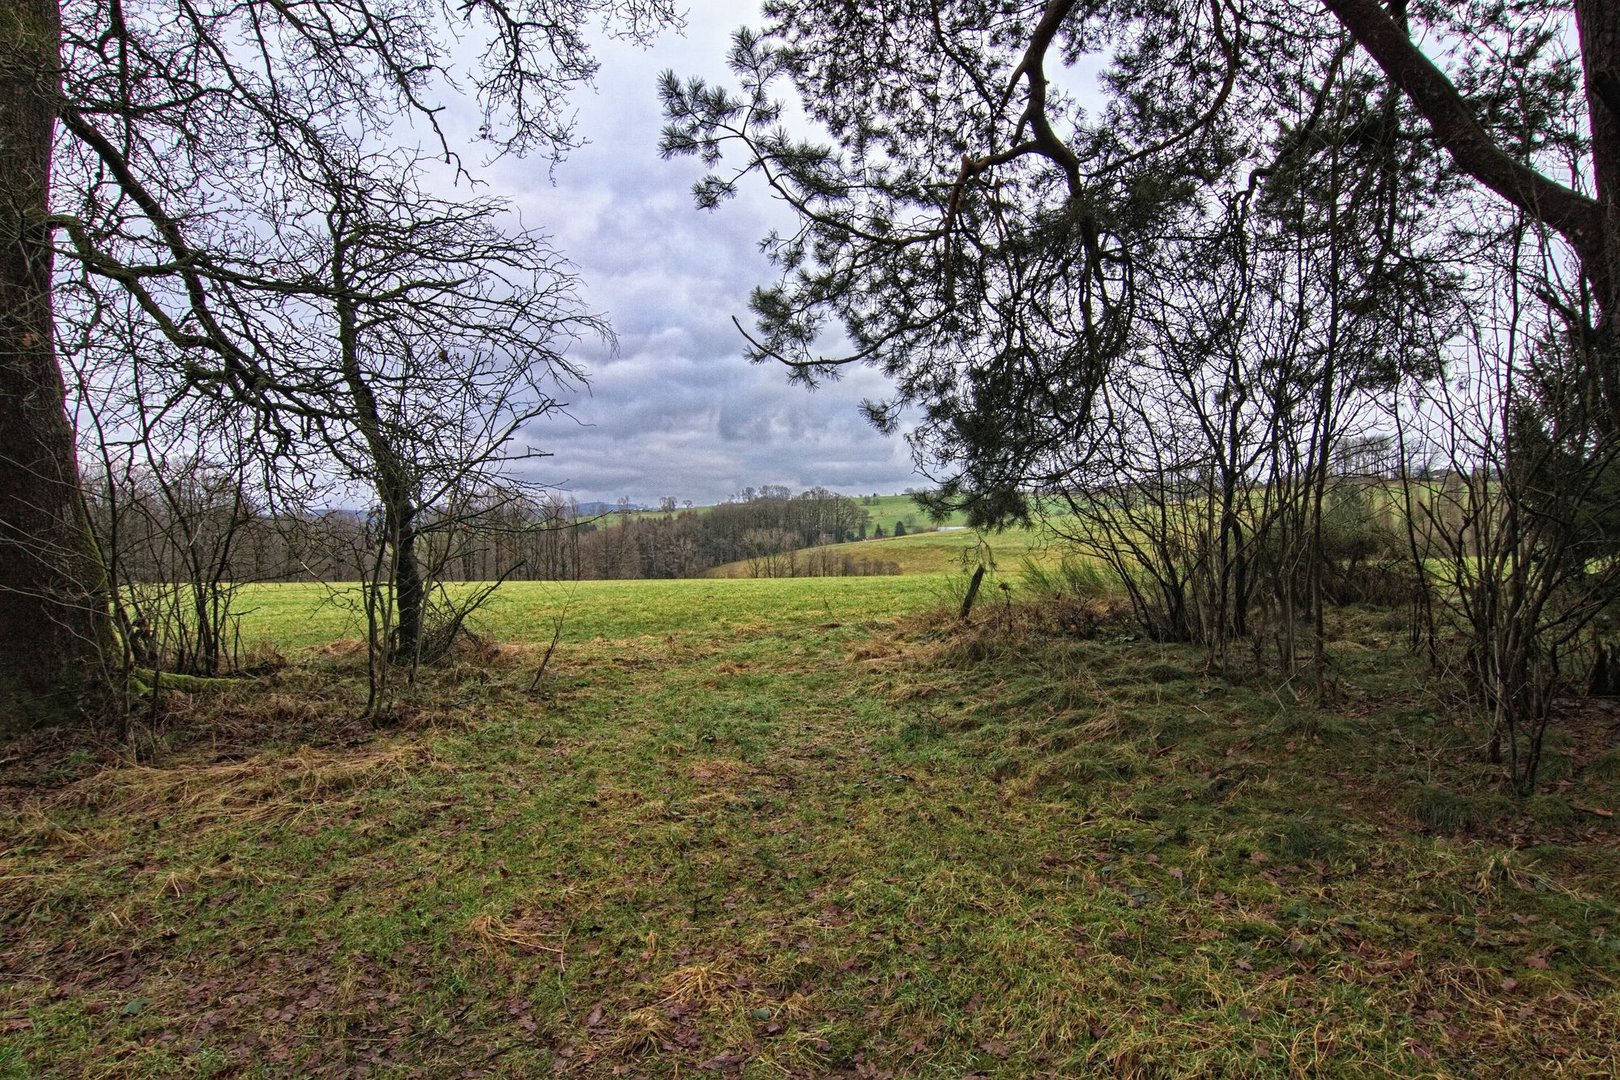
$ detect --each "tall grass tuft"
[1407,784,1514,832]
[1587,747,1620,781]
[1021,556,1114,602]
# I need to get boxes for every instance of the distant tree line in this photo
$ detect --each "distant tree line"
[567,487,891,579]
[88,472,893,593]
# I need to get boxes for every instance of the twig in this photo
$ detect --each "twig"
[528,584,575,695]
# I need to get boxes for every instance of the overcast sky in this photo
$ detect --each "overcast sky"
[488,4,920,506]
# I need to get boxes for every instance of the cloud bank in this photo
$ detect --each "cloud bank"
[490,5,922,506]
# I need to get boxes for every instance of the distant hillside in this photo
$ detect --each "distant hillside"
[573,500,653,517]
[706,521,1059,577]
[850,492,969,532]
[608,490,969,529]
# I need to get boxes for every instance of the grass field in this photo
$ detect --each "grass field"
[232,577,950,653]
[2,576,1618,1076]
[853,493,967,531]
[706,523,1062,578]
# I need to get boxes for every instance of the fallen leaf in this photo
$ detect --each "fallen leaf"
[699,1050,751,1071]
[979,1038,1011,1060]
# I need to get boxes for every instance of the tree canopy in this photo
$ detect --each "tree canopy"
[662,0,1612,518]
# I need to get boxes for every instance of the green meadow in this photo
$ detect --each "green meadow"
[2,571,1618,1077]
[233,576,951,654]
[706,522,1063,578]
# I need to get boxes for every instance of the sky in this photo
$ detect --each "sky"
[489,4,921,507]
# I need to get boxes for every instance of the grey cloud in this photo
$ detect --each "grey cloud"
[487,5,921,506]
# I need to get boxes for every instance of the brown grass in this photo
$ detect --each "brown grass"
[467,912,567,956]
[683,757,749,784]
[657,963,742,1007]
[51,743,434,826]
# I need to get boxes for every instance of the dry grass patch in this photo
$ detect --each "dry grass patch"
[683,757,749,784]
[50,743,434,827]
[603,1005,674,1054]
[466,911,567,957]
[657,962,742,1008]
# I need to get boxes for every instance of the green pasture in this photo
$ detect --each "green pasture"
[3,571,1618,1077]
[853,492,966,530]
[706,522,1062,578]
[233,576,948,654]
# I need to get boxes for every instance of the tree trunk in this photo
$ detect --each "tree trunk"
[388,501,423,662]
[331,241,423,666]
[0,0,113,733]
[1576,0,1620,413]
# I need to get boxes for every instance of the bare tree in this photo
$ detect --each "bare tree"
[84,453,264,679]
[0,0,681,729]
[1399,219,1620,793]
[290,144,598,667]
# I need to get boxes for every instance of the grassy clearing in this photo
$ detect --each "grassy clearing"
[2,579,1618,1077]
